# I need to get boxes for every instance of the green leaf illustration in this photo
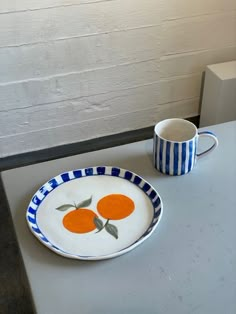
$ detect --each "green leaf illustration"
[94,217,104,231]
[76,196,92,208]
[105,223,118,239]
[56,204,74,211]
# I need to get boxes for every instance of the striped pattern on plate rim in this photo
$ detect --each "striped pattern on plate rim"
[154,134,197,175]
[26,166,163,260]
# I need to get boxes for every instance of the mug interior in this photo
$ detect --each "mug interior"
[154,119,197,142]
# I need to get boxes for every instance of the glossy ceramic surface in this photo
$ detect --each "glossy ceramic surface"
[26,166,163,260]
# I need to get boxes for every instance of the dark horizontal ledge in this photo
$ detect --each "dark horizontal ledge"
[0,115,199,172]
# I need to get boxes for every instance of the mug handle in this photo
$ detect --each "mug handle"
[197,131,218,158]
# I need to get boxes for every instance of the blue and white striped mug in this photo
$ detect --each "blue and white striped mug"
[153,118,218,175]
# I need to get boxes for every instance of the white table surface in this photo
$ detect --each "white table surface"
[2,121,236,314]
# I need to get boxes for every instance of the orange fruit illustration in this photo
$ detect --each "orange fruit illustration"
[97,194,135,220]
[63,208,98,233]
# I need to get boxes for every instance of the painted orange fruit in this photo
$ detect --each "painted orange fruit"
[97,194,135,220]
[63,208,98,233]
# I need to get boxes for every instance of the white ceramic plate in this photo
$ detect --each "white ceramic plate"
[26,166,163,260]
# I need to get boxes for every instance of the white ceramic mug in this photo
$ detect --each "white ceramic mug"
[153,118,218,175]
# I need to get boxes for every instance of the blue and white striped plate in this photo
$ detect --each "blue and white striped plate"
[26,166,163,260]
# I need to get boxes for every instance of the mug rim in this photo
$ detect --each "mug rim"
[154,118,197,143]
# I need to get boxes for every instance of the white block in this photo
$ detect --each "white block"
[200,60,236,127]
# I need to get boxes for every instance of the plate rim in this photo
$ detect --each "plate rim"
[26,166,163,260]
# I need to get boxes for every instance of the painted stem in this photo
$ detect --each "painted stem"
[96,219,110,233]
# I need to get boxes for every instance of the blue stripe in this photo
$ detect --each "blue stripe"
[73,170,82,178]
[32,196,40,205]
[153,198,160,208]
[133,176,141,185]
[159,139,163,172]
[181,142,187,175]
[85,168,93,176]
[154,208,161,218]
[28,207,36,215]
[143,183,151,192]
[39,188,49,197]
[48,178,58,189]
[51,244,60,250]
[41,236,49,243]
[188,141,193,172]
[165,141,171,175]
[111,167,120,176]
[96,167,105,175]
[150,222,157,229]
[150,190,157,200]
[28,216,36,224]
[154,134,158,168]
[32,226,41,234]
[173,143,179,176]
[142,231,150,237]
[61,173,70,182]
[124,171,132,180]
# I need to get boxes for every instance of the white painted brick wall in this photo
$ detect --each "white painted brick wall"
[0,0,236,157]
